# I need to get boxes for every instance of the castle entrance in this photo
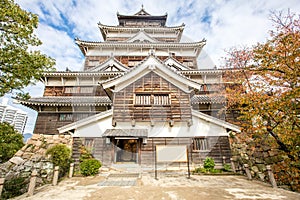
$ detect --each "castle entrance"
[114,139,138,163]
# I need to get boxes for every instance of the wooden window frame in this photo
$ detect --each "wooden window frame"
[192,137,209,151]
[59,113,73,121]
[134,93,170,106]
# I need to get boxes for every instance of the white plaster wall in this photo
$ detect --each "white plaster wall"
[73,115,228,138]
[73,115,113,137]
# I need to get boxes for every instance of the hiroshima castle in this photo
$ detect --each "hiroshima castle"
[19,6,240,169]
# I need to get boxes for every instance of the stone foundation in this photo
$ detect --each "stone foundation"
[0,134,72,187]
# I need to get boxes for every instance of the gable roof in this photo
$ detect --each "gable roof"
[101,55,201,93]
[164,56,191,70]
[88,56,129,72]
[126,31,158,43]
[192,110,241,132]
[57,110,113,134]
[134,6,151,16]
[75,38,205,56]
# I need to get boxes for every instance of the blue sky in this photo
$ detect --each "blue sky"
[10,0,300,133]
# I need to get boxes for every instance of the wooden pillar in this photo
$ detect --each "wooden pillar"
[138,139,142,165]
[111,138,115,163]
[52,166,59,186]
[244,164,252,180]
[69,163,74,178]
[0,177,5,198]
[267,165,277,188]
[222,156,226,165]
[27,169,38,197]
[230,158,236,173]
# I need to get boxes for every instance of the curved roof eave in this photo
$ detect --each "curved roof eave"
[76,38,206,48]
[98,23,185,31]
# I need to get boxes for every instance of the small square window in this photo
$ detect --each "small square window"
[193,138,208,151]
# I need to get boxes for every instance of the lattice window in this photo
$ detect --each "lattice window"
[153,94,170,105]
[80,87,94,93]
[74,113,90,121]
[64,87,78,93]
[135,94,151,105]
[59,114,73,121]
[135,94,170,106]
[64,87,93,94]
[193,138,208,151]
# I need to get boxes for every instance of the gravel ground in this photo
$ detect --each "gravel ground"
[13,172,300,200]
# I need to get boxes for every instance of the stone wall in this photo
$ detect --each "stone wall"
[230,137,283,183]
[0,134,72,187]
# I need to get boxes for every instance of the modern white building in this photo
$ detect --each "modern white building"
[0,98,28,134]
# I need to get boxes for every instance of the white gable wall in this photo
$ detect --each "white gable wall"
[73,114,227,138]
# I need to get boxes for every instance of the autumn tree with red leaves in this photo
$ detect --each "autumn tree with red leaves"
[223,11,299,191]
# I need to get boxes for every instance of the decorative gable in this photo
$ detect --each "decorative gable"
[88,57,129,72]
[126,31,158,43]
[112,72,192,123]
[164,57,191,71]
[102,55,201,93]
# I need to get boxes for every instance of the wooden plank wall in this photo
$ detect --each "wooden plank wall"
[75,136,231,168]
[34,112,99,134]
[113,72,192,123]
[34,113,71,134]
[44,86,107,96]
[83,56,198,70]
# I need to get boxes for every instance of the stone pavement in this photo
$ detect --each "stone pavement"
[98,173,140,186]
[13,172,300,200]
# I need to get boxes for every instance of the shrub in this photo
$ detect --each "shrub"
[2,176,28,199]
[203,157,215,170]
[79,145,93,162]
[0,122,24,163]
[80,159,101,176]
[46,144,71,175]
[223,163,231,172]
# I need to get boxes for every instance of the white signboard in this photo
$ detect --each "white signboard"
[156,145,187,163]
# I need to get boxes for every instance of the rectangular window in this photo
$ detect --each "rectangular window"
[64,87,94,94]
[74,113,90,121]
[135,94,170,106]
[128,60,141,67]
[80,87,94,93]
[153,94,170,105]
[64,87,78,93]
[59,114,73,121]
[135,94,151,105]
[193,138,208,151]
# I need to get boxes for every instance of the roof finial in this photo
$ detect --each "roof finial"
[141,4,144,9]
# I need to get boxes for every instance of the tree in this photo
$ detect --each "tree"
[0,122,24,163]
[223,11,299,191]
[0,0,55,96]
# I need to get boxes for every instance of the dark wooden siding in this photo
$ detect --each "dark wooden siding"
[80,136,231,168]
[113,72,192,123]
[34,112,102,134]
[44,86,107,96]
[34,113,70,134]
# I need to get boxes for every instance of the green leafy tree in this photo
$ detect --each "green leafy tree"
[0,0,55,96]
[223,11,300,191]
[0,122,24,163]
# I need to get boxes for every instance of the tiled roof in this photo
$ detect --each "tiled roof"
[191,95,226,104]
[102,129,148,138]
[18,96,112,106]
